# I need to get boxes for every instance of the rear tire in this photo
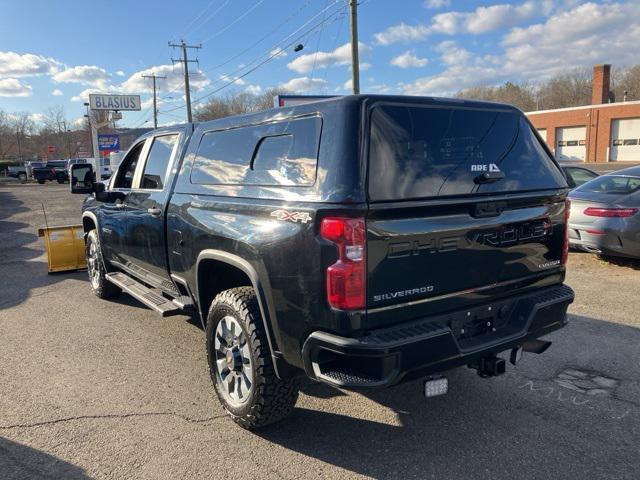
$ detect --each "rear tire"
[56,175,65,184]
[86,230,120,299]
[37,179,45,184]
[206,287,299,429]
[18,173,27,183]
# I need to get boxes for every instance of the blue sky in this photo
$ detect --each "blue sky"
[1,0,638,127]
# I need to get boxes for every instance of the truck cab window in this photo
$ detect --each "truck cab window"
[114,141,145,189]
[141,134,179,190]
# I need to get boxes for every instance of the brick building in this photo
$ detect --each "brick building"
[526,64,640,164]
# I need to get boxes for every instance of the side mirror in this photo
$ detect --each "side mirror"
[70,164,95,194]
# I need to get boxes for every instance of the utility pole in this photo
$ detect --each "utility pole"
[169,40,202,123]
[62,121,72,158]
[16,129,22,161]
[142,73,166,128]
[349,0,360,95]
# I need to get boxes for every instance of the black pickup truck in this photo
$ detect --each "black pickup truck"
[33,160,69,184]
[71,95,574,429]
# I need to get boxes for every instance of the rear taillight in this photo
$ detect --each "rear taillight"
[561,198,570,265]
[320,217,366,310]
[583,207,638,218]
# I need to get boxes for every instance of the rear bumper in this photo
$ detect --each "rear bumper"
[302,284,574,389]
[569,225,640,258]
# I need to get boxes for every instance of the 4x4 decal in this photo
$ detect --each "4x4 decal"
[270,210,312,224]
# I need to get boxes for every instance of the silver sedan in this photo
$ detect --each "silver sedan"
[568,165,640,258]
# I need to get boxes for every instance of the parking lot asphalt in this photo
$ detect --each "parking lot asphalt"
[1,181,639,480]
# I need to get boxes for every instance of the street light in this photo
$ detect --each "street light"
[84,102,94,156]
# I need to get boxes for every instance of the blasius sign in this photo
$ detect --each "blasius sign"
[89,94,141,111]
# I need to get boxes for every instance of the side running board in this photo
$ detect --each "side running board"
[106,272,181,317]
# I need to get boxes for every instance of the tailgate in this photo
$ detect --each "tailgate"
[366,196,566,326]
[364,101,568,328]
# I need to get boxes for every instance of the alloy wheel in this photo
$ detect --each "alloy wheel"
[214,315,253,407]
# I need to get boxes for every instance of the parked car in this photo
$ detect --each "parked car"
[25,161,45,179]
[32,160,70,184]
[6,164,28,183]
[568,166,640,258]
[560,164,599,188]
[70,95,574,429]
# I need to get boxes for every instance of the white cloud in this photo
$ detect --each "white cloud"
[390,50,428,68]
[71,86,117,103]
[244,84,262,95]
[0,51,62,77]
[52,65,110,87]
[287,42,370,74]
[51,88,63,96]
[424,0,451,8]
[29,113,45,124]
[374,1,551,45]
[400,1,640,97]
[115,70,125,77]
[431,1,544,35]
[270,48,288,59]
[500,1,640,79]
[436,41,472,66]
[368,83,395,94]
[280,77,327,93]
[343,79,353,91]
[119,64,210,95]
[374,23,430,45]
[219,74,246,86]
[71,116,86,128]
[0,78,33,97]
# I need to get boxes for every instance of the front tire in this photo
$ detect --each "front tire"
[206,287,299,429]
[18,173,27,183]
[37,179,45,184]
[86,230,120,299]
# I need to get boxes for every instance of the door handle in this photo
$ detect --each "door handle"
[147,208,162,217]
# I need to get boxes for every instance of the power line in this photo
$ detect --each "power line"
[158,0,339,106]
[310,0,331,81]
[181,0,220,37]
[186,10,348,108]
[201,0,313,74]
[141,73,167,128]
[169,40,202,123]
[185,0,231,37]
[200,0,267,44]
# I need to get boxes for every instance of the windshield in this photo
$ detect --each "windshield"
[576,175,640,194]
[368,104,566,201]
[48,161,67,167]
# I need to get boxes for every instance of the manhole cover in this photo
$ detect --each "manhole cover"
[553,368,619,397]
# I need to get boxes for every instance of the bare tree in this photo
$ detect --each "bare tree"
[195,87,290,122]
[455,82,536,111]
[11,113,34,161]
[0,109,13,159]
[535,68,592,110]
[612,64,640,102]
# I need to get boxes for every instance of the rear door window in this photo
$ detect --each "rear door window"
[565,167,598,187]
[140,134,179,190]
[368,104,566,201]
[114,141,145,189]
[190,116,321,186]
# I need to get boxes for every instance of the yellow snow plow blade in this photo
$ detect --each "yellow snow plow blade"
[37,224,86,273]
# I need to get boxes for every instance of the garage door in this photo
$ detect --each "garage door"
[556,126,586,162]
[537,128,547,145]
[611,118,640,161]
